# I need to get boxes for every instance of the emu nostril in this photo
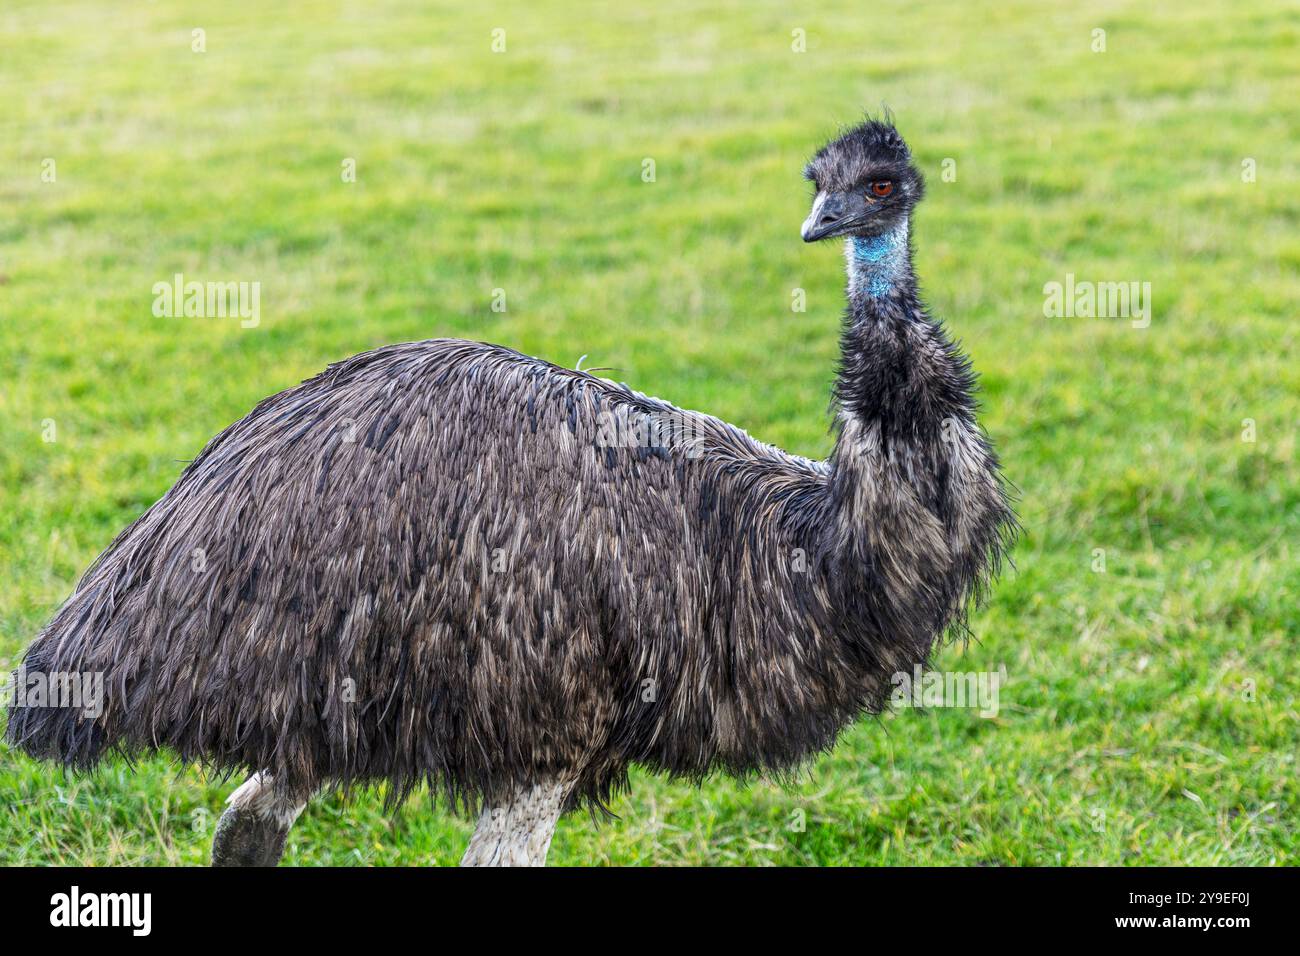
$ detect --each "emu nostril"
[802,193,846,241]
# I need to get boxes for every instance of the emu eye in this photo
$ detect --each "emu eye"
[869,181,894,198]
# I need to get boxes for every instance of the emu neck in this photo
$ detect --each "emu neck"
[822,214,990,660]
[846,220,910,301]
[832,215,970,430]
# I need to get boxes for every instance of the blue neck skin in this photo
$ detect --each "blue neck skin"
[846,220,909,300]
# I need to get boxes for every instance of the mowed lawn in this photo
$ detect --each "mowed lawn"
[1,0,1296,866]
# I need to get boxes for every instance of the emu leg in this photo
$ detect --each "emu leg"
[460,780,571,867]
[211,772,306,867]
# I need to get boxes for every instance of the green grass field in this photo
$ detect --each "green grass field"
[1,0,1296,865]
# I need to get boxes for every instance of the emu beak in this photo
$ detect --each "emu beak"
[802,192,846,242]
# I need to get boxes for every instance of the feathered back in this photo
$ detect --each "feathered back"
[9,339,932,811]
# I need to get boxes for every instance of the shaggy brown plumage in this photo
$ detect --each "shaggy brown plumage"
[8,119,1016,829]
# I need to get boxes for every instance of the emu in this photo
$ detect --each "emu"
[6,119,1015,866]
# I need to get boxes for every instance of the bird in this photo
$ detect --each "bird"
[6,117,1016,867]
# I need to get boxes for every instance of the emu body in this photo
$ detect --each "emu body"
[7,119,1015,865]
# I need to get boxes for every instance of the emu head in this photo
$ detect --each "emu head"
[801,118,924,242]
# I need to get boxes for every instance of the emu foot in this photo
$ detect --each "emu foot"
[211,805,291,866]
[210,771,305,867]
